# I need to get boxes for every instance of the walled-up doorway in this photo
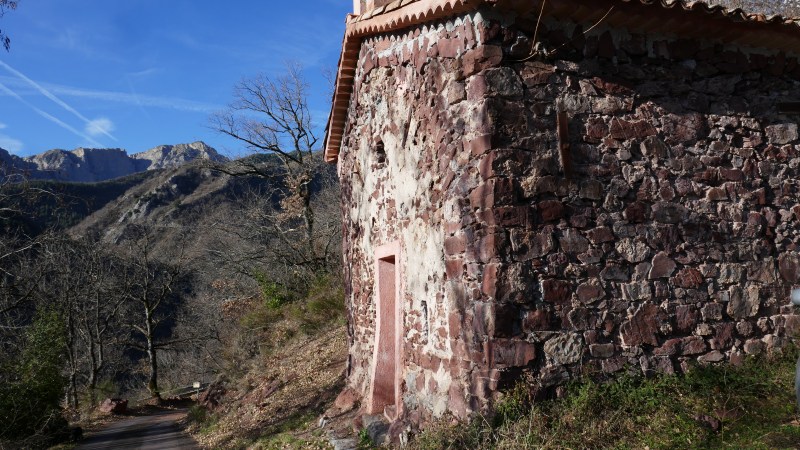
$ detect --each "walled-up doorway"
[368,242,401,418]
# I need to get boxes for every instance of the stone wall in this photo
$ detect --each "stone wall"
[338,7,800,425]
[338,13,498,422]
[473,16,800,390]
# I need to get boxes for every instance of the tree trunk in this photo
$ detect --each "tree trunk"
[66,307,79,409]
[88,338,98,406]
[145,307,159,398]
[300,174,315,266]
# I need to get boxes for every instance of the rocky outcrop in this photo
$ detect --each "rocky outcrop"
[28,148,139,182]
[98,398,128,414]
[0,146,34,175]
[0,141,228,183]
[131,141,228,171]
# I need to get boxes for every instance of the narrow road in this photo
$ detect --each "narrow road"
[77,408,199,450]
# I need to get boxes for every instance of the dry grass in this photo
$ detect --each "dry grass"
[188,325,348,449]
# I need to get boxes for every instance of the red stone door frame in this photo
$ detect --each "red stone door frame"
[367,241,403,419]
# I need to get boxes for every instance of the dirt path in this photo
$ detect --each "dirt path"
[77,408,199,450]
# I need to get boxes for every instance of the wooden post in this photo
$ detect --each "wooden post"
[557,111,573,179]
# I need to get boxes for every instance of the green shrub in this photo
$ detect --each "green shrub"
[0,308,68,441]
[187,404,209,424]
[411,349,800,449]
[357,428,374,449]
[289,274,345,334]
[253,272,291,309]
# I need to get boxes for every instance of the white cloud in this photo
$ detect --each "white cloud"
[0,80,102,147]
[0,60,117,141]
[49,84,221,113]
[0,135,23,154]
[85,117,115,137]
[0,76,222,113]
[127,68,159,78]
[0,122,6,129]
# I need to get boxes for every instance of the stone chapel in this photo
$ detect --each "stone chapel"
[324,0,800,425]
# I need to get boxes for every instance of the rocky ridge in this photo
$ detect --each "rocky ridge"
[0,141,227,183]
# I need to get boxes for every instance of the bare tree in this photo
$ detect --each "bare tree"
[209,63,333,275]
[0,167,57,340]
[121,226,191,399]
[0,0,17,51]
[69,241,127,406]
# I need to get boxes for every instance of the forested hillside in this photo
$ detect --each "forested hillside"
[0,148,342,448]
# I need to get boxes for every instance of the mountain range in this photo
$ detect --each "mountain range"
[0,141,228,183]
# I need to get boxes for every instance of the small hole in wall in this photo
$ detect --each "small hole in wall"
[376,141,386,166]
[421,300,429,341]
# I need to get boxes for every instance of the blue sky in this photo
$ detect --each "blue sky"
[0,0,351,157]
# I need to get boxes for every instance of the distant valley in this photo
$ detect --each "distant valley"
[0,141,228,183]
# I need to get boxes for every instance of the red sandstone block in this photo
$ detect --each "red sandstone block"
[590,77,634,96]
[493,206,533,227]
[576,282,604,303]
[469,182,493,209]
[469,134,493,157]
[620,304,664,347]
[472,302,494,339]
[448,312,462,338]
[586,226,615,244]
[680,336,707,355]
[537,200,565,222]
[374,38,391,53]
[610,118,657,140]
[584,117,608,142]
[478,151,497,180]
[492,338,536,368]
[672,268,704,289]
[469,178,515,210]
[445,258,464,279]
[711,323,735,349]
[462,45,503,78]
[654,338,681,356]
[481,263,498,298]
[719,167,744,181]
[444,234,467,256]
[523,309,553,331]
[438,37,465,59]
[476,209,497,226]
[541,279,571,305]
[519,61,556,86]
[475,232,504,263]
[448,383,469,419]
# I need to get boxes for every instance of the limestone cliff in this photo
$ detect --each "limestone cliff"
[131,141,228,171]
[0,141,228,182]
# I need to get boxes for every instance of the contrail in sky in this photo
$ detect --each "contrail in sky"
[0,75,222,113]
[0,59,117,142]
[0,80,103,147]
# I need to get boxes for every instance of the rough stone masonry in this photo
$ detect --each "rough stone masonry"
[330,0,800,427]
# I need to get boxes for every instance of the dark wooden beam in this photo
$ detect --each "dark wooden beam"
[557,111,573,180]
